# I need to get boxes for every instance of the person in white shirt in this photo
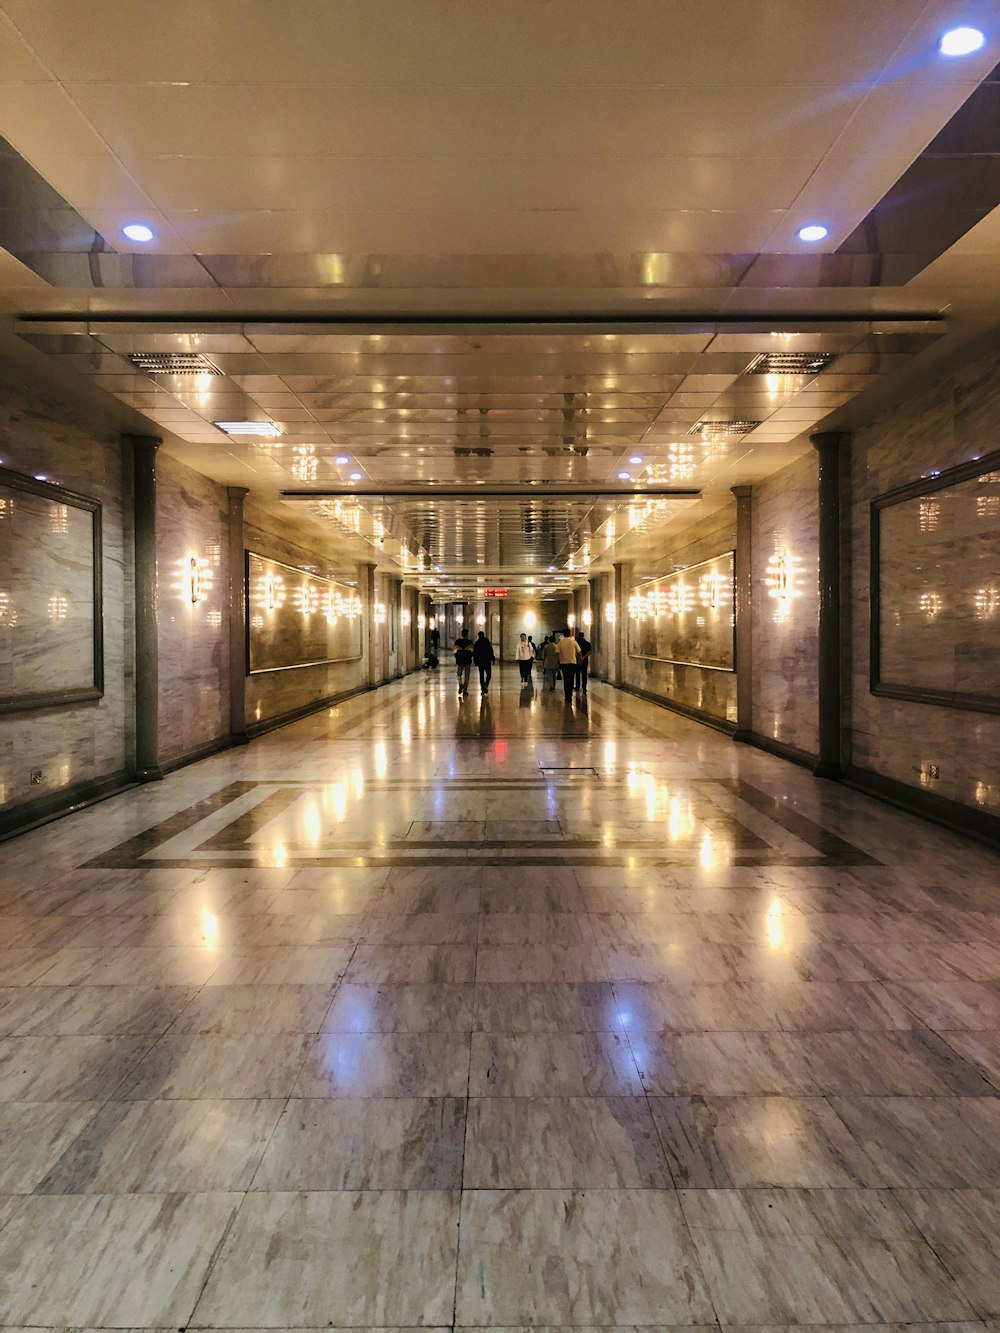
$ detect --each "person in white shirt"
[555,628,582,702]
[515,632,534,685]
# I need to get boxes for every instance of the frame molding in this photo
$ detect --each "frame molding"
[245,550,364,675]
[870,448,1000,716]
[0,465,104,715]
[627,550,737,671]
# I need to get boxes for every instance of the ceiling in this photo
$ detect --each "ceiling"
[2,1,999,588]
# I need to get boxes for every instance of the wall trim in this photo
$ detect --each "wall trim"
[615,683,736,736]
[246,678,396,739]
[0,770,134,842]
[161,734,236,776]
[844,764,1000,848]
[745,730,819,770]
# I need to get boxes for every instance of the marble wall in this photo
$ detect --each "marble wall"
[499,597,571,661]
[248,553,362,673]
[0,379,130,824]
[244,505,370,729]
[852,339,1000,814]
[156,453,229,766]
[621,506,737,725]
[750,451,820,757]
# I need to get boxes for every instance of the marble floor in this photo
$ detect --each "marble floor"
[1,666,999,1330]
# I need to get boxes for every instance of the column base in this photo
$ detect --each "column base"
[732,728,753,744]
[230,731,251,747]
[812,760,843,780]
[135,765,164,783]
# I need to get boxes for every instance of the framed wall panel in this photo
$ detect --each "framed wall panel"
[246,551,363,673]
[871,450,1000,714]
[628,551,735,670]
[0,467,103,714]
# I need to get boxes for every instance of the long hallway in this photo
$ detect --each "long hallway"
[0,669,998,1328]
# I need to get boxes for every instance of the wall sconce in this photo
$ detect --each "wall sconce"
[699,571,721,608]
[765,551,798,624]
[605,603,616,623]
[297,583,320,616]
[476,614,486,626]
[919,591,943,621]
[524,610,536,628]
[401,608,412,627]
[567,612,576,627]
[417,614,427,630]
[974,586,998,619]
[47,591,69,622]
[428,616,437,630]
[374,602,387,625]
[262,571,285,612]
[186,555,211,605]
[582,608,593,627]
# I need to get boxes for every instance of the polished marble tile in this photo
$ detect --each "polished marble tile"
[895,1188,1000,1316]
[473,981,619,1032]
[241,912,370,947]
[469,1032,641,1096]
[37,1098,284,1193]
[321,982,475,1032]
[476,942,608,983]
[830,1096,1000,1187]
[252,1097,465,1190]
[203,945,352,986]
[650,1095,883,1187]
[362,912,479,945]
[0,1101,101,1191]
[464,1096,670,1188]
[0,1192,240,1326]
[936,1030,1000,1088]
[34,946,226,987]
[680,1187,975,1324]
[478,912,595,945]
[344,943,477,984]
[0,1036,153,1101]
[294,1031,471,1097]
[113,1034,313,1100]
[192,1191,459,1327]
[169,983,336,1034]
[456,1188,714,1325]
[6,985,199,1037]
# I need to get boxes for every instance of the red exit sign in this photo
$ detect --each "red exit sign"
[483,588,508,598]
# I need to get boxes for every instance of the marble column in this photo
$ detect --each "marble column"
[731,484,753,742]
[361,562,378,689]
[227,487,249,744]
[811,431,849,779]
[612,562,631,685]
[128,434,163,782]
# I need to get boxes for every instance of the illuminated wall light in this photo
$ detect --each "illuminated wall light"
[919,591,943,621]
[261,571,286,612]
[567,612,576,627]
[524,610,537,628]
[476,614,486,626]
[417,614,427,630]
[49,504,69,535]
[765,550,799,624]
[187,556,210,605]
[605,603,616,623]
[977,494,1000,519]
[919,500,940,532]
[374,602,387,625]
[401,608,412,627]
[47,592,69,622]
[297,583,320,616]
[974,586,999,620]
[582,608,593,627]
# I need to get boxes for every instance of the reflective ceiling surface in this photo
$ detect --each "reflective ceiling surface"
[1,1,999,587]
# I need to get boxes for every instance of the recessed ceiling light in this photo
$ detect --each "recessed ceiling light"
[349,472,363,481]
[335,455,350,465]
[214,421,281,437]
[122,223,154,243]
[939,26,985,55]
[617,471,632,481]
[797,224,829,243]
[629,455,644,464]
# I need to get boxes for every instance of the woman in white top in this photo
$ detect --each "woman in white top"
[515,632,534,684]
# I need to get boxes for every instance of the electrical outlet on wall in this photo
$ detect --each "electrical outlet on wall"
[29,769,42,785]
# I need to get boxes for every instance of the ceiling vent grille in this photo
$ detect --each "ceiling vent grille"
[688,420,762,438]
[745,352,836,376]
[126,352,222,375]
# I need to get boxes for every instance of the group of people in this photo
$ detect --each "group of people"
[450,625,591,701]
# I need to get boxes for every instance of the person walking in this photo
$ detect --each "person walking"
[430,624,440,654]
[577,632,592,693]
[472,629,495,693]
[453,625,474,697]
[515,632,534,685]
[541,635,559,691]
[555,626,581,701]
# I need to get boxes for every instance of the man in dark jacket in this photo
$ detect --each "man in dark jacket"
[453,626,474,697]
[472,630,496,694]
